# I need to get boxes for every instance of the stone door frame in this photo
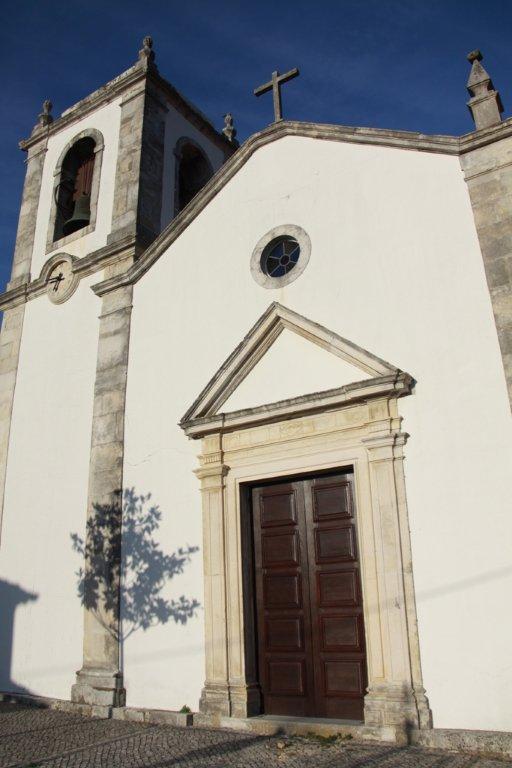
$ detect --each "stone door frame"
[191,396,432,736]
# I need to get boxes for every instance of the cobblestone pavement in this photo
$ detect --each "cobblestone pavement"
[1,703,511,768]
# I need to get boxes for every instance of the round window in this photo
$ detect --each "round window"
[260,236,300,278]
[250,224,311,289]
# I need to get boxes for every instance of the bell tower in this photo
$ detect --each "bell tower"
[0,36,237,712]
[11,35,236,286]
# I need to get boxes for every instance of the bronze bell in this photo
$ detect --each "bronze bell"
[62,193,91,236]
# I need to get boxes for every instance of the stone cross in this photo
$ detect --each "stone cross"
[254,68,299,122]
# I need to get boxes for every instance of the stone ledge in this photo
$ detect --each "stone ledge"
[112,706,193,727]
[0,691,193,727]
[0,691,112,719]
[2,691,511,757]
[199,713,400,743]
[411,727,512,760]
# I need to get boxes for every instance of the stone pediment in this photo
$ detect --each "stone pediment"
[180,302,413,438]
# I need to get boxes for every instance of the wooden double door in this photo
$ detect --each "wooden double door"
[251,472,367,720]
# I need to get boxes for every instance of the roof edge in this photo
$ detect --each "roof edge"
[20,61,233,155]
[92,118,464,297]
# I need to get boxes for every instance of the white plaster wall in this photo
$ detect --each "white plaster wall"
[223,331,372,412]
[124,135,512,730]
[0,275,100,698]
[160,108,226,229]
[30,98,122,276]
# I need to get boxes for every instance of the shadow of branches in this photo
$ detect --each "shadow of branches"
[71,488,200,645]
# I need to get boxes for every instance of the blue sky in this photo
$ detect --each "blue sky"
[0,0,511,290]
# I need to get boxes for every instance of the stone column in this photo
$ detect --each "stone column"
[0,137,47,544]
[194,435,232,719]
[71,274,133,712]
[10,139,47,285]
[107,78,167,249]
[362,406,432,733]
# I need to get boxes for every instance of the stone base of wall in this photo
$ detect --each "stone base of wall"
[411,727,512,760]
[2,690,512,758]
[0,691,192,727]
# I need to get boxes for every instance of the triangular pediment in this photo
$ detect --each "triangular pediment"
[180,303,412,437]
[222,330,374,413]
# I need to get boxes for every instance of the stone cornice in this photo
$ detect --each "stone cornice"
[19,62,233,156]
[459,115,512,153]
[181,301,399,426]
[179,300,413,439]
[71,235,141,278]
[90,119,463,297]
[0,236,139,312]
[181,373,414,439]
[6,115,512,309]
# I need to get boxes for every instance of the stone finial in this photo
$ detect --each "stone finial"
[466,49,503,130]
[32,99,54,134]
[222,113,239,145]
[139,35,156,68]
[467,49,483,64]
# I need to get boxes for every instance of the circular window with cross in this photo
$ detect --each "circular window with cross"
[250,224,311,288]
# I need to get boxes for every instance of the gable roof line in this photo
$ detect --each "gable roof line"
[92,118,464,298]
[180,301,400,426]
[92,114,512,298]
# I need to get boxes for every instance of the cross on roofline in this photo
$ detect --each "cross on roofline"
[254,68,299,122]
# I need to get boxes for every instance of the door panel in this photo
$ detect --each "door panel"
[252,482,315,716]
[252,472,367,720]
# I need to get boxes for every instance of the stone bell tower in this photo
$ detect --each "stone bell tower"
[0,36,236,712]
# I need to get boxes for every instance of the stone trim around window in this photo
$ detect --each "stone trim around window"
[250,224,311,289]
[46,128,105,254]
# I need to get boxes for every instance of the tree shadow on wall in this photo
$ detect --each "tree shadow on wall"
[70,488,200,667]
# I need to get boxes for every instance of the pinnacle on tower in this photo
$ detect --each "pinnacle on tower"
[138,35,156,69]
[466,49,503,130]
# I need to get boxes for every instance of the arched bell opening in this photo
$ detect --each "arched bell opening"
[53,137,96,241]
[175,140,213,214]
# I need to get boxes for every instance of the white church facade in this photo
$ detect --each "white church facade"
[0,39,511,750]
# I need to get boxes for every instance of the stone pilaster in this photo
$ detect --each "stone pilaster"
[194,436,262,721]
[71,271,133,710]
[460,134,512,410]
[194,436,231,719]
[0,306,26,546]
[0,136,47,544]
[362,400,432,732]
[10,139,48,285]
[108,77,167,249]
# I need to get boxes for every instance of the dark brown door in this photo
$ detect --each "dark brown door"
[252,472,367,720]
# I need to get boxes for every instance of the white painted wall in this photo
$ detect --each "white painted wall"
[30,98,122,276]
[223,330,372,412]
[125,135,512,730]
[160,108,226,230]
[0,274,100,699]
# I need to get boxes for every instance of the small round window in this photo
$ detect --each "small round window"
[250,224,311,289]
[261,236,300,278]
